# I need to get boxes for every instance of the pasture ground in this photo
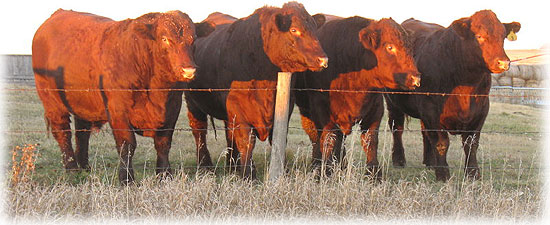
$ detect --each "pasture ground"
[2,83,545,223]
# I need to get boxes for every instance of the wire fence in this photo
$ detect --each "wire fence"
[3,58,546,177]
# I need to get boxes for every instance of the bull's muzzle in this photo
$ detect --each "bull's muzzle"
[181,67,196,80]
[394,72,421,90]
[318,57,329,69]
[497,59,510,71]
[411,74,421,88]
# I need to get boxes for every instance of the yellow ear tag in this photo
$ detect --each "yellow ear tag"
[506,31,517,41]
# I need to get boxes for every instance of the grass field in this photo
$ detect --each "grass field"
[2,83,545,223]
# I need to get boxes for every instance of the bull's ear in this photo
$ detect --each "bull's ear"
[275,13,292,32]
[134,23,156,40]
[450,18,472,39]
[195,21,215,38]
[359,27,380,49]
[312,13,326,29]
[504,22,521,41]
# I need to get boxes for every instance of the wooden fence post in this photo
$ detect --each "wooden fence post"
[268,72,292,181]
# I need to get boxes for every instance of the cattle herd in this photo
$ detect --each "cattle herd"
[31,1,520,184]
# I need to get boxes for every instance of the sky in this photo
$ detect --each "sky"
[0,0,549,222]
[0,0,548,54]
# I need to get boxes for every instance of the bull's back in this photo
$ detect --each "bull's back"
[33,10,113,69]
[32,9,114,121]
[401,18,443,50]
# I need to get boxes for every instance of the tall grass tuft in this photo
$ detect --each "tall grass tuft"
[10,143,39,185]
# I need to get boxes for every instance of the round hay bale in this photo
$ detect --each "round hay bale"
[532,64,549,81]
[518,65,534,80]
[512,77,525,87]
[525,79,540,88]
[505,65,520,79]
[491,76,499,86]
[540,79,550,88]
[498,76,512,86]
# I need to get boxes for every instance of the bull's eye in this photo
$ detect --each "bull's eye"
[386,44,396,54]
[290,28,301,36]
[161,36,170,45]
[476,35,485,43]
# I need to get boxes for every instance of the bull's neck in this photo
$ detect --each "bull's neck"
[335,68,383,91]
[223,14,279,81]
[424,28,490,88]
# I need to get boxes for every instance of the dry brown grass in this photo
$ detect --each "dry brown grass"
[6,166,541,224]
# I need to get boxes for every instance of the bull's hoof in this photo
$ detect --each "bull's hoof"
[198,161,215,172]
[156,169,173,181]
[465,167,481,180]
[312,163,333,181]
[80,164,91,172]
[64,160,79,172]
[118,169,135,186]
[198,158,214,168]
[392,159,406,168]
[434,167,450,182]
[366,166,382,183]
[241,166,257,180]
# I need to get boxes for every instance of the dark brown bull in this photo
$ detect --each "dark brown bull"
[385,10,520,181]
[185,2,327,179]
[295,16,420,178]
[32,9,214,184]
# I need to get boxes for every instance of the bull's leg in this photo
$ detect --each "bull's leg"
[420,122,435,167]
[462,132,481,180]
[225,121,256,179]
[110,121,137,185]
[187,110,213,168]
[153,130,174,179]
[318,122,340,177]
[223,120,240,172]
[106,98,137,185]
[74,117,92,170]
[331,131,345,168]
[425,129,450,181]
[360,117,383,180]
[387,104,407,167]
[301,115,322,168]
[48,113,78,170]
[35,76,78,171]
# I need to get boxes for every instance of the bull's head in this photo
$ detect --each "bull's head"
[451,10,521,74]
[260,2,328,72]
[133,11,215,82]
[359,18,420,90]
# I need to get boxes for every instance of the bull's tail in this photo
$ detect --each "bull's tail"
[209,115,217,140]
[404,115,411,131]
[44,114,52,138]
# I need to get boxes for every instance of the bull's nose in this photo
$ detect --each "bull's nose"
[411,74,421,87]
[181,67,196,79]
[411,75,420,87]
[318,57,329,68]
[497,60,510,71]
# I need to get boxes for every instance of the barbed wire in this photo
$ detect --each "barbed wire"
[1,86,547,99]
[28,163,544,172]
[3,126,544,135]
[2,83,544,134]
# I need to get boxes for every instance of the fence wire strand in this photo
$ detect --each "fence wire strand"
[2,86,548,99]
[2,126,544,135]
